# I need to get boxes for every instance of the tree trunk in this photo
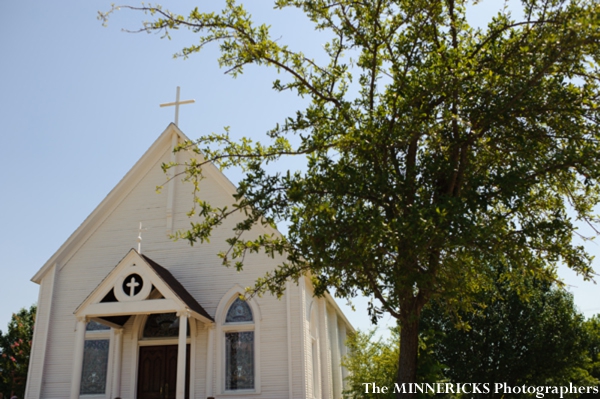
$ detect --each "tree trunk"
[396,310,420,399]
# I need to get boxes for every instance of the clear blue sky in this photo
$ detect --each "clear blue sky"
[0,0,598,335]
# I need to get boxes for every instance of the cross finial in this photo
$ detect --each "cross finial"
[159,86,195,125]
[137,222,148,254]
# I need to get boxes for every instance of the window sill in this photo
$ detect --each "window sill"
[219,389,261,396]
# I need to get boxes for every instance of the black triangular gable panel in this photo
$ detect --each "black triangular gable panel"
[150,285,165,298]
[99,315,131,327]
[100,288,117,303]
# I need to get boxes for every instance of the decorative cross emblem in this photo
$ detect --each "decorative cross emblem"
[159,86,195,125]
[126,276,140,297]
[117,272,147,302]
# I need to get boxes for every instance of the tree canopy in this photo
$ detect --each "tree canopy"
[345,281,599,399]
[101,0,600,395]
[0,304,36,399]
[343,329,400,399]
[343,327,450,399]
[580,315,600,398]
[421,272,599,399]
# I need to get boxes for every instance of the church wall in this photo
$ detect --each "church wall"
[304,280,316,399]
[319,298,334,399]
[37,148,172,399]
[287,281,305,399]
[25,265,55,399]
[302,282,323,399]
[41,266,107,398]
[32,134,297,398]
[255,293,289,398]
[118,316,137,399]
[192,321,207,398]
[164,151,293,398]
[327,305,343,399]
[207,323,217,396]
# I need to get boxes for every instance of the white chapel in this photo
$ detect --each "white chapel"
[24,120,352,399]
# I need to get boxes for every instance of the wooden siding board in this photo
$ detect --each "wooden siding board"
[30,128,343,399]
[193,324,207,398]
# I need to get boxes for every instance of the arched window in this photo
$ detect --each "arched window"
[223,298,255,391]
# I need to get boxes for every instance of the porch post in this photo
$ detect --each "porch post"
[176,311,189,399]
[70,317,87,399]
[112,328,123,398]
[206,325,215,397]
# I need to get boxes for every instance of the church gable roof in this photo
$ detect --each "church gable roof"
[31,123,239,284]
[141,253,213,321]
[75,248,214,326]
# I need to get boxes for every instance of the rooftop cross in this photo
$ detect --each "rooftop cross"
[159,86,195,125]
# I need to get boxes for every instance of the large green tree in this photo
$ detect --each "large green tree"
[580,315,600,398]
[101,0,600,395]
[345,279,598,399]
[343,329,400,399]
[343,328,450,399]
[421,274,598,399]
[0,305,36,399]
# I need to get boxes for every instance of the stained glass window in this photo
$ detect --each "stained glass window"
[80,339,109,395]
[86,321,110,331]
[143,313,190,338]
[225,298,253,323]
[225,332,254,390]
[223,297,255,391]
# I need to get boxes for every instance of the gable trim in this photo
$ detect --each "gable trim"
[32,124,187,283]
[32,121,286,286]
[74,249,214,325]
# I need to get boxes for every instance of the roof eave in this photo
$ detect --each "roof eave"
[31,124,188,284]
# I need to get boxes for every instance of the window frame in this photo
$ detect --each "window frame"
[216,288,261,396]
[80,322,113,399]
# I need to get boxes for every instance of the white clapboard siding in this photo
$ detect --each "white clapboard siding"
[27,124,352,399]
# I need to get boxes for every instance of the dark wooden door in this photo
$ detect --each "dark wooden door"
[137,345,190,399]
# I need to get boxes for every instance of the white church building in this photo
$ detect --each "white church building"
[24,122,352,399]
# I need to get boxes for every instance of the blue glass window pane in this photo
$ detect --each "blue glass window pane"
[225,298,253,323]
[225,331,254,390]
[86,321,110,331]
[80,339,109,394]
